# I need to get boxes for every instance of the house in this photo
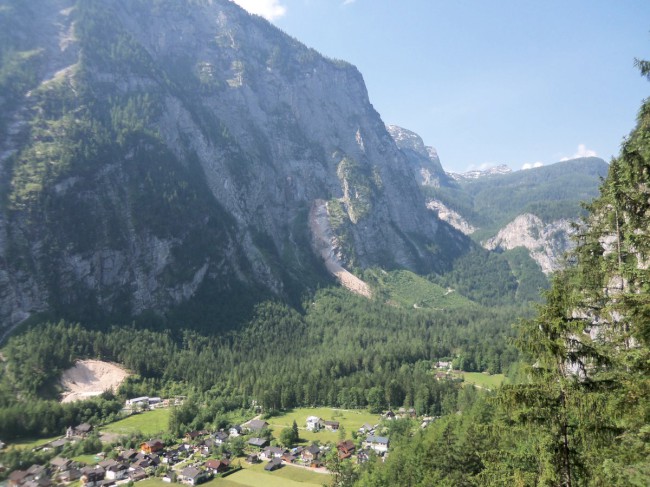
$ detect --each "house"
[301,444,320,462]
[23,478,53,487]
[119,449,138,461]
[357,449,371,464]
[74,423,94,437]
[179,466,209,486]
[359,423,374,434]
[204,459,230,474]
[337,440,355,459]
[245,454,259,464]
[323,420,339,431]
[305,416,322,432]
[247,437,268,449]
[104,463,128,481]
[128,468,147,482]
[140,439,164,454]
[245,420,269,432]
[264,458,282,472]
[228,425,242,437]
[436,360,451,369]
[384,411,396,420]
[45,438,68,451]
[80,466,105,487]
[260,446,285,461]
[125,397,150,408]
[214,431,229,444]
[58,468,81,483]
[8,470,30,487]
[161,449,180,465]
[363,435,389,454]
[184,430,208,442]
[282,452,297,463]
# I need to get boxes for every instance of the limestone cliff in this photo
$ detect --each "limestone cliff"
[0,0,465,332]
[482,214,574,274]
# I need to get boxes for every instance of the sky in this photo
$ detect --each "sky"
[231,0,650,173]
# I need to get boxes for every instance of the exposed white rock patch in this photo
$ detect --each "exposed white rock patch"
[60,360,130,403]
[426,199,476,235]
[309,200,371,298]
[482,214,574,274]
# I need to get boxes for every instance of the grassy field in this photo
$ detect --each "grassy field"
[363,269,475,310]
[6,435,61,450]
[265,407,379,444]
[72,454,102,465]
[208,463,328,487]
[101,408,170,436]
[460,372,507,390]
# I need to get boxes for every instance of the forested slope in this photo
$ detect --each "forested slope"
[356,67,650,487]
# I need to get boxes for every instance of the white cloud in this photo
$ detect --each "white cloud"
[560,144,597,161]
[231,0,287,21]
[343,0,357,4]
[522,162,544,170]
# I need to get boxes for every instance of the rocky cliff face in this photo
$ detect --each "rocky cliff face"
[0,0,466,332]
[386,125,450,188]
[482,214,574,274]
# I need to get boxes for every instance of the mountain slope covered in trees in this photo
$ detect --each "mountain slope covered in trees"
[357,69,650,487]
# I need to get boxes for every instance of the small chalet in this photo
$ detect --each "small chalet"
[228,425,242,437]
[119,449,138,461]
[282,452,297,463]
[46,439,68,451]
[58,468,81,483]
[204,459,230,474]
[247,437,268,449]
[74,423,94,437]
[264,458,282,472]
[179,466,209,486]
[106,463,128,481]
[245,454,259,464]
[214,431,229,444]
[337,440,355,459]
[184,430,208,442]
[384,411,396,420]
[50,457,72,472]
[260,446,285,461]
[323,420,339,431]
[363,435,389,454]
[305,416,322,432]
[301,444,321,462]
[245,419,269,432]
[128,469,147,482]
[161,449,180,465]
[140,439,164,454]
[8,470,30,487]
[80,466,105,487]
[23,478,53,487]
[356,449,371,464]
[358,423,374,434]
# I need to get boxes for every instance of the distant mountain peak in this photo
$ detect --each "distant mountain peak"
[449,164,512,181]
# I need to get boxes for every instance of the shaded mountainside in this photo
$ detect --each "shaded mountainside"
[0,0,473,332]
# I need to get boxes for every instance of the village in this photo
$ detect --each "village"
[3,399,442,487]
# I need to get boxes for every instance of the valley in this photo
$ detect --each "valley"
[0,0,648,486]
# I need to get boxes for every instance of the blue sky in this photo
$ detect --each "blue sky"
[232,0,650,173]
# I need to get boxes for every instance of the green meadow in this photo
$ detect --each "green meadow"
[265,407,379,444]
[100,408,171,436]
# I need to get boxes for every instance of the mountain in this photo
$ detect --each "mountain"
[448,164,512,180]
[0,0,470,333]
[386,126,609,273]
